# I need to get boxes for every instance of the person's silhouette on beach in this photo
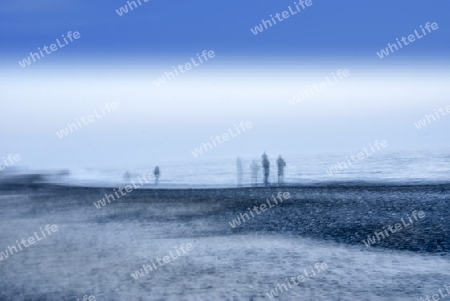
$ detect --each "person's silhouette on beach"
[153,166,160,186]
[262,152,270,186]
[236,157,243,187]
[277,155,286,184]
[250,160,259,187]
[123,171,130,182]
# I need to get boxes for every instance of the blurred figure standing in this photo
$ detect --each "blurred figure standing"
[262,152,270,186]
[277,155,286,184]
[153,166,160,186]
[250,160,260,187]
[123,171,130,182]
[236,157,243,187]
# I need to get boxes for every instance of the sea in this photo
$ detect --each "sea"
[4,147,449,188]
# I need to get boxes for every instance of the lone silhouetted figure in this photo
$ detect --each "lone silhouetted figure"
[123,171,130,182]
[250,160,260,187]
[277,155,286,184]
[153,166,160,186]
[262,152,270,186]
[236,157,243,187]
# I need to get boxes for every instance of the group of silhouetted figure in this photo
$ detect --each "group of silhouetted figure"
[122,154,286,188]
[237,152,286,187]
[123,166,160,186]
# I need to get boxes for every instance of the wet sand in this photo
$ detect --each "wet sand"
[0,182,448,300]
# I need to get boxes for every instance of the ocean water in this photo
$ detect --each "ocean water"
[5,148,450,188]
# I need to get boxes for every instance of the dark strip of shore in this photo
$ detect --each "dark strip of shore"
[1,178,449,254]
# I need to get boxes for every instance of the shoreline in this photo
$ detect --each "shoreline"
[2,175,450,191]
[1,181,448,254]
[0,180,448,300]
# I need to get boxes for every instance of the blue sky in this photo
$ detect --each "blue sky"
[0,0,449,169]
[1,0,449,58]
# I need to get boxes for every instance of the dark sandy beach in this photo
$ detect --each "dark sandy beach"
[0,181,449,300]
